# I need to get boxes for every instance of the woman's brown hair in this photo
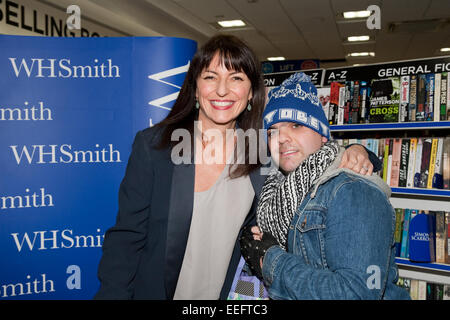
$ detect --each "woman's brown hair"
[156,34,266,178]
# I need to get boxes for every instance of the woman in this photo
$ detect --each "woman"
[95,35,377,300]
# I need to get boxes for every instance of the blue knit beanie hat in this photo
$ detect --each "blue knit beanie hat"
[263,72,330,139]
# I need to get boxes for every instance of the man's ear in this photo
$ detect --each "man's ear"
[322,136,328,143]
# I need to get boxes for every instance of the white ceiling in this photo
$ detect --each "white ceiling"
[40,0,450,69]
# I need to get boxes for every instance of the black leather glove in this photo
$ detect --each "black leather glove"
[239,226,279,279]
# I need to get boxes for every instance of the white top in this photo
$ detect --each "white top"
[173,164,255,300]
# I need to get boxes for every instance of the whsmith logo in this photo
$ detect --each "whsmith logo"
[8,58,120,78]
[9,144,121,164]
[11,229,104,252]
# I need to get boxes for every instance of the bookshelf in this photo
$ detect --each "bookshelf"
[396,258,450,285]
[330,121,450,132]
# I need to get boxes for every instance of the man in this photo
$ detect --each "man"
[240,73,410,300]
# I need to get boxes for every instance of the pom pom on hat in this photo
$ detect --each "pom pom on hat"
[263,72,330,139]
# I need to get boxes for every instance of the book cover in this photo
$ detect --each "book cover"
[373,139,379,158]
[317,87,331,122]
[399,139,410,187]
[409,75,417,121]
[446,212,450,264]
[418,281,427,300]
[435,284,444,300]
[390,138,402,187]
[440,72,447,121]
[399,75,410,122]
[447,71,450,120]
[407,138,417,188]
[425,73,435,121]
[417,138,432,188]
[427,138,438,188]
[383,138,390,182]
[369,77,400,123]
[394,208,404,257]
[344,81,353,124]
[408,209,419,258]
[432,138,444,189]
[436,211,446,263]
[408,211,436,262]
[329,82,343,125]
[387,139,393,185]
[410,279,419,300]
[416,74,426,121]
[337,85,346,125]
[350,81,360,124]
[426,283,437,300]
[444,138,450,189]
[413,138,423,188]
[400,209,411,258]
[434,73,441,122]
[359,80,370,123]
[442,285,450,300]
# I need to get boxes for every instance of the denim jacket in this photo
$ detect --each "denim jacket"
[261,150,410,300]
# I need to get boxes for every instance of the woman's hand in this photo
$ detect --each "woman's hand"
[339,144,373,176]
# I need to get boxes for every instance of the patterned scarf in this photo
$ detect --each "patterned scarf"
[256,141,340,250]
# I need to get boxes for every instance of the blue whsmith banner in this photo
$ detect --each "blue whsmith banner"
[0,35,196,299]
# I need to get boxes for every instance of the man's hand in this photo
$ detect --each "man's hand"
[240,226,279,279]
[339,144,373,176]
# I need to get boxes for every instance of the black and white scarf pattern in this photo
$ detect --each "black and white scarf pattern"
[256,141,340,250]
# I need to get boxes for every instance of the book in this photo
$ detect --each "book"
[408,211,436,262]
[369,77,400,123]
[350,81,360,123]
[413,138,423,188]
[344,81,353,124]
[394,208,404,257]
[390,138,402,187]
[383,138,390,182]
[337,85,346,125]
[400,209,412,258]
[387,139,393,184]
[410,279,419,300]
[409,75,417,121]
[416,74,426,121]
[359,80,370,123]
[418,281,427,300]
[444,138,450,189]
[432,138,444,189]
[425,73,435,121]
[406,138,417,188]
[427,138,438,188]
[434,73,441,122]
[436,211,446,263]
[399,139,410,187]
[417,138,432,188]
[440,72,447,120]
[399,75,410,122]
[317,87,331,122]
[329,82,343,125]
[435,284,444,300]
[446,212,450,264]
[447,72,450,120]
[426,283,435,300]
[443,285,450,300]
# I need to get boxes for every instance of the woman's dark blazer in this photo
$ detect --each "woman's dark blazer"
[94,126,266,300]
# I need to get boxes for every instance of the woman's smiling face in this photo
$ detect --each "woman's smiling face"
[196,52,253,130]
